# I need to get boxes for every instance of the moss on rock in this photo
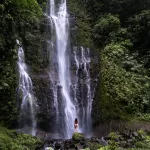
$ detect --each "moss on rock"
[67,0,93,48]
[72,132,84,142]
[0,126,42,150]
[88,142,103,150]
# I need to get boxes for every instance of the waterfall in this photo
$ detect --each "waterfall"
[17,40,37,136]
[73,47,92,135]
[48,0,93,138]
[48,0,76,138]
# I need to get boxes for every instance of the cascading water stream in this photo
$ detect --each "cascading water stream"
[17,40,37,136]
[47,0,94,138]
[73,47,92,135]
[48,0,76,138]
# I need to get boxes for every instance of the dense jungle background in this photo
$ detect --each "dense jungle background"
[1,0,150,149]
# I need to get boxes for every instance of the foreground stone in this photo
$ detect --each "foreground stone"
[72,132,84,142]
[35,130,150,150]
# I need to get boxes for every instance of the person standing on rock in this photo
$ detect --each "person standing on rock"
[74,118,78,132]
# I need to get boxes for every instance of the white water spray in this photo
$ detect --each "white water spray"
[49,0,76,138]
[73,47,92,134]
[17,40,37,136]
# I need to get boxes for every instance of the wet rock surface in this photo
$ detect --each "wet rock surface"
[35,130,148,150]
[31,45,99,137]
[36,138,90,150]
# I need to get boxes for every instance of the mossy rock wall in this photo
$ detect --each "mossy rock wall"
[0,0,49,127]
[0,125,42,150]
[32,74,57,132]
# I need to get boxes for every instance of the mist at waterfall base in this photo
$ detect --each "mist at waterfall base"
[16,0,93,138]
[17,40,37,136]
[47,0,93,138]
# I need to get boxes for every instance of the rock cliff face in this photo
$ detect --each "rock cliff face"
[20,1,99,136]
[32,74,55,132]
[31,47,98,134]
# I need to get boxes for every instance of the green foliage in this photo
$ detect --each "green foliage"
[0,0,46,126]
[136,113,150,121]
[67,0,92,47]
[11,0,42,17]
[0,1,18,124]
[135,135,150,149]
[93,40,150,122]
[137,129,145,135]
[0,126,42,150]
[93,14,120,46]
[98,131,150,150]
[86,0,150,23]
[72,132,84,141]
[128,10,150,47]
[37,0,47,10]
[88,142,102,150]
[117,148,150,150]
[109,132,120,140]
[107,132,119,150]
[87,0,150,123]
[128,10,150,68]
[98,146,110,150]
